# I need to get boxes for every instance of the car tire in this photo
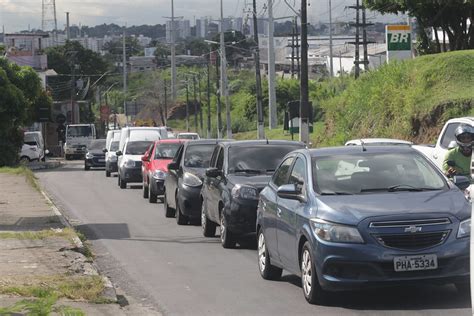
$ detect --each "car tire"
[148,181,157,203]
[119,176,127,189]
[301,242,328,305]
[84,164,90,171]
[455,282,470,293]
[220,214,236,249]
[106,170,111,177]
[143,179,149,198]
[164,190,175,218]
[258,229,282,280]
[176,196,188,225]
[19,156,30,164]
[201,201,216,237]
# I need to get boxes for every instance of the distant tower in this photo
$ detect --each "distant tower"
[42,0,57,32]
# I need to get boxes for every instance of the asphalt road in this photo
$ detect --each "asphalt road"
[36,161,471,316]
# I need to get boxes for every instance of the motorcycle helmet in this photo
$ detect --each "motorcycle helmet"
[454,124,474,150]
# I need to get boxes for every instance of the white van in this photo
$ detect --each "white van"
[105,130,121,177]
[24,131,46,161]
[118,127,168,154]
[64,124,97,160]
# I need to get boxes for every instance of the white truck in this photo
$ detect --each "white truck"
[412,117,474,176]
[64,124,96,160]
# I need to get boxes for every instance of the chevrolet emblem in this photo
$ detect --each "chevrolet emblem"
[404,225,422,233]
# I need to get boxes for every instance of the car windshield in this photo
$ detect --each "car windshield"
[313,152,446,195]
[110,141,119,152]
[88,140,106,150]
[155,143,181,159]
[125,141,152,155]
[184,144,215,168]
[179,134,198,140]
[67,126,92,137]
[228,145,302,174]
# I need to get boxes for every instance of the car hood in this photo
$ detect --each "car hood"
[152,158,173,172]
[227,174,272,189]
[316,189,471,225]
[87,150,105,155]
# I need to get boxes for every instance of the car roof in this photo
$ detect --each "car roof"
[345,138,413,146]
[178,132,198,135]
[220,140,306,148]
[307,145,418,157]
[153,139,185,144]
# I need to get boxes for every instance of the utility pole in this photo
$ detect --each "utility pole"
[362,6,369,71]
[291,18,296,79]
[299,0,310,144]
[66,12,70,40]
[207,49,212,138]
[123,28,128,119]
[295,18,300,79]
[193,75,198,132]
[185,78,190,132]
[216,53,223,138]
[354,0,360,78]
[267,0,277,129]
[328,0,334,77]
[164,80,168,125]
[220,0,232,139]
[71,55,76,124]
[170,0,177,103]
[197,74,203,134]
[253,0,265,139]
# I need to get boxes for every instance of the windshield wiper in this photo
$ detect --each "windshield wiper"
[320,191,354,195]
[361,185,441,193]
[233,169,263,174]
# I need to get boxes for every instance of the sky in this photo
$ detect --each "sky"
[0,0,405,33]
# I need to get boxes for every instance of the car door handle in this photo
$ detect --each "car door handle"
[277,208,282,217]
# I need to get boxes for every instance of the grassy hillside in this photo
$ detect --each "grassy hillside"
[234,50,474,146]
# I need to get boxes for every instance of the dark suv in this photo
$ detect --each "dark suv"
[200,140,306,248]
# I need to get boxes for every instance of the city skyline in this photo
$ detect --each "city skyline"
[1,0,404,33]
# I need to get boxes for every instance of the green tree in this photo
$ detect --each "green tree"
[365,0,474,52]
[0,58,51,166]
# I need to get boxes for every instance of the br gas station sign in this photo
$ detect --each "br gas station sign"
[386,25,412,62]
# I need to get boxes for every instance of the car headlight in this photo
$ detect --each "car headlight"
[458,218,471,238]
[231,184,259,200]
[124,160,136,168]
[183,172,202,187]
[85,153,94,159]
[153,170,167,180]
[311,219,364,244]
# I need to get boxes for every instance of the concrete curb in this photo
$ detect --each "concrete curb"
[39,187,118,303]
[29,160,62,171]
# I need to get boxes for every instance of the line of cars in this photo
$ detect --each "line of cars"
[82,126,471,306]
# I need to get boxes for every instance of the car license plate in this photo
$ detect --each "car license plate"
[394,254,438,272]
[98,159,105,162]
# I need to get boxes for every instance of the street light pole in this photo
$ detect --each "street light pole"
[193,75,198,132]
[185,79,190,132]
[253,0,265,139]
[267,0,277,129]
[170,0,177,103]
[299,0,310,144]
[207,48,212,138]
[220,0,232,139]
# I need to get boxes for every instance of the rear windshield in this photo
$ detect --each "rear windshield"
[184,144,216,168]
[126,141,152,155]
[228,145,303,174]
[155,143,181,159]
[129,130,161,142]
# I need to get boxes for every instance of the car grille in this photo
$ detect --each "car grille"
[374,231,450,250]
[135,161,142,168]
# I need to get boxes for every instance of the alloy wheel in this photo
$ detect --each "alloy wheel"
[220,216,226,244]
[302,249,312,297]
[258,232,266,273]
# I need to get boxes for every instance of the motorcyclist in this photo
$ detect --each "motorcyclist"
[443,124,473,181]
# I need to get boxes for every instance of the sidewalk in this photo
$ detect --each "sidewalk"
[0,170,159,315]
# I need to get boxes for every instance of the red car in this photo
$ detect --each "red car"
[142,139,185,203]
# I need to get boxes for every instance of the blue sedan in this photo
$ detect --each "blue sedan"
[256,146,471,305]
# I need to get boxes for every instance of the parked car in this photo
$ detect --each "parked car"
[257,145,470,304]
[64,124,96,160]
[201,140,306,248]
[117,137,157,189]
[142,139,185,203]
[84,139,107,170]
[345,138,413,146]
[164,139,227,224]
[24,131,47,161]
[177,132,200,140]
[104,131,121,177]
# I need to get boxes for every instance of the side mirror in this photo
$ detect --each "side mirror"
[168,162,179,171]
[103,148,108,153]
[141,156,149,162]
[116,151,123,156]
[206,168,222,178]
[277,184,305,202]
[453,175,471,191]
[448,141,457,149]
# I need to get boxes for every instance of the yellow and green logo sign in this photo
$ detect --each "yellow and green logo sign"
[387,25,411,51]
